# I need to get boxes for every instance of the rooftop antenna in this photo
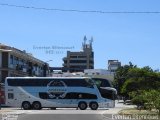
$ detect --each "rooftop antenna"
[89,36,93,49]
[84,35,87,44]
[82,35,87,50]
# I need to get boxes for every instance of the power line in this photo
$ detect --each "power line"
[0,3,160,14]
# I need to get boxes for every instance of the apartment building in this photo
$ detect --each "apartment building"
[0,43,49,83]
[108,60,121,73]
[63,36,94,72]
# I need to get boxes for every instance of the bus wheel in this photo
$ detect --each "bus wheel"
[89,102,98,110]
[78,102,87,110]
[22,101,31,110]
[32,101,42,110]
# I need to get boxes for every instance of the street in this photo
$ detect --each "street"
[0,101,135,120]
[1,109,109,120]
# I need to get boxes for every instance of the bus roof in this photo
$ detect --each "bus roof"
[6,77,91,79]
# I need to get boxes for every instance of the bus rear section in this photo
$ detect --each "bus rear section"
[5,77,115,110]
[92,78,117,108]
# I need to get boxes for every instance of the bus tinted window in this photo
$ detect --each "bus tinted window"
[39,92,97,99]
[98,88,116,100]
[7,79,50,86]
[92,78,112,87]
[64,79,93,88]
[7,78,93,88]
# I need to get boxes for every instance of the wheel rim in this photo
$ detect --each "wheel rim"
[80,104,86,109]
[34,104,40,109]
[23,103,30,109]
[24,104,29,108]
[33,103,41,109]
[90,102,98,110]
[91,104,97,109]
[79,103,87,110]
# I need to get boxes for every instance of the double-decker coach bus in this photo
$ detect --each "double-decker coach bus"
[5,77,116,110]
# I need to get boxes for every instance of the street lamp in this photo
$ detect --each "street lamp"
[44,60,53,77]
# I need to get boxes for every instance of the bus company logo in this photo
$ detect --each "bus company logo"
[47,80,67,99]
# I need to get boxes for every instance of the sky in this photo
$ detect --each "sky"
[0,0,160,70]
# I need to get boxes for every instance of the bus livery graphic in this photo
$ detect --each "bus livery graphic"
[47,80,67,99]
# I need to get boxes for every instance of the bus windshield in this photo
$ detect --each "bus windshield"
[92,78,112,88]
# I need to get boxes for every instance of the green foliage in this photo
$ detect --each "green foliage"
[114,63,160,96]
[114,63,160,114]
[113,62,137,95]
[121,78,140,94]
[122,68,160,94]
[129,90,160,114]
[130,94,146,106]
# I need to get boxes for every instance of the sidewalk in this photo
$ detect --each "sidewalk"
[0,107,18,114]
[103,100,136,114]
[101,101,136,120]
[0,107,13,113]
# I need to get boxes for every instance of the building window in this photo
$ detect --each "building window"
[10,55,14,64]
[70,56,78,58]
[13,56,18,65]
[78,56,86,58]
[70,60,87,63]
[19,59,23,65]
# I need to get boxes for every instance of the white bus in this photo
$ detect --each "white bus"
[5,77,116,110]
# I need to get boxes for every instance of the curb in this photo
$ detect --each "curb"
[0,110,12,113]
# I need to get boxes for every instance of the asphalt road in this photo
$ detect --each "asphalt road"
[18,114,103,120]
[1,109,109,120]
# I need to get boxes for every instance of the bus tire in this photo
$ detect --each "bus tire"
[89,102,98,110]
[78,102,87,110]
[32,101,42,110]
[22,101,31,110]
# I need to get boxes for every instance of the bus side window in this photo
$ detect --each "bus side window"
[8,93,14,99]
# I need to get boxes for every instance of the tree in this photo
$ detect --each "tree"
[130,90,160,115]
[121,67,160,95]
[114,63,160,102]
[114,63,160,114]
[113,62,136,95]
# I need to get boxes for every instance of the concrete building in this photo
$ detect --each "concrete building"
[51,71,85,77]
[108,60,121,73]
[84,69,114,81]
[0,43,49,83]
[84,69,114,76]
[63,36,94,72]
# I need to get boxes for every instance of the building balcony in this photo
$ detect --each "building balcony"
[69,63,87,66]
[69,58,87,60]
